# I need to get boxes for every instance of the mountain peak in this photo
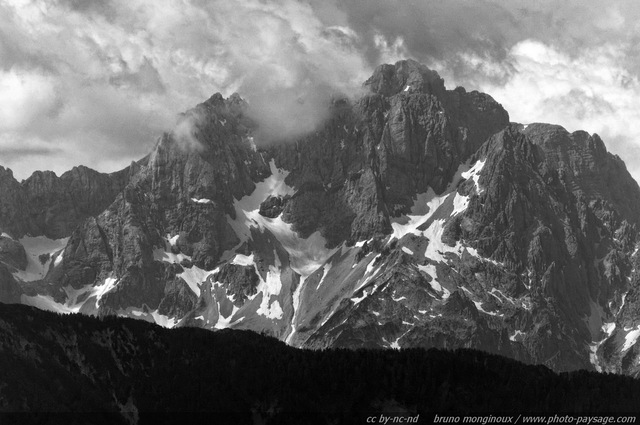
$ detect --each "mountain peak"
[364,59,446,97]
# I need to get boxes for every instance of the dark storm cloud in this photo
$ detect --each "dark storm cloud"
[308,0,640,84]
[307,0,520,84]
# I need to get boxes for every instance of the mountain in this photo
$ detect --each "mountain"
[1,302,639,422]
[1,59,640,376]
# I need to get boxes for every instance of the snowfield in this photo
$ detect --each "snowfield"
[12,236,69,282]
[227,159,338,277]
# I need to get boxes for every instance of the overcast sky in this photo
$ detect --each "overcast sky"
[2,0,640,182]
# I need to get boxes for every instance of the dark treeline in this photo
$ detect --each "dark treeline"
[0,303,639,425]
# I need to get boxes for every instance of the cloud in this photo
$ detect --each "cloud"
[1,0,640,184]
[477,40,640,180]
[182,0,369,141]
[0,0,372,179]
[0,69,58,130]
[306,1,640,181]
[171,109,207,153]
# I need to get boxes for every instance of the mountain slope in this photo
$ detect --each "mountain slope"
[1,60,640,376]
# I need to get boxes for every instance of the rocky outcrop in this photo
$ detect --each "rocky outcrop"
[0,234,27,270]
[0,160,142,240]
[48,93,272,314]
[0,167,34,238]
[23,163,141,239]
[215,263,260,305]
[270,59,509,246]
[300,122,640,373]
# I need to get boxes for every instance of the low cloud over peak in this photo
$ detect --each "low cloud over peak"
[1,0,640,181]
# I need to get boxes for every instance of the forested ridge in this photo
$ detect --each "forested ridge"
[0,303,639,424]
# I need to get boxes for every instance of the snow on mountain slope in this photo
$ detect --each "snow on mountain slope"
[21,275,118,314]
[227,159,338,276]
[12,236,68,282]
[5,60,640,376]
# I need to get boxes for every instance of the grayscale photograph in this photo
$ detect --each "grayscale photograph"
[1,1,640,423]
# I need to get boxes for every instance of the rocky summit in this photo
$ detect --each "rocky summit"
[1,59,640,377]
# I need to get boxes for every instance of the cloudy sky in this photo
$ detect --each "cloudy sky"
[2,0,640,182]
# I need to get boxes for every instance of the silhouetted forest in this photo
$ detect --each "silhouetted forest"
[0,303,639,425]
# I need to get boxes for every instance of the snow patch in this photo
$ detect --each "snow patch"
[12,236,68,282]
[214,302,244,329]
[350,290,368,305]
[285,275,307,345]
[227,160,337,277]
[473,300,499,316]
[389,159,490,269]
[53,251,64,267]
[602,322,616,336]
[267,300,283,320]
[390,188,448,241]
[390,328,412,350]
[355,239,372,248]
[154,237,214,296]
[256,251,285,320]
[316,262,333,290]
[461,159,486,195]
[452,193,470,215]
[151,310,177,328]
[390,159,485,243]
[589,342,601,371]
[622,326,640,352]
[509,330,526,342]
[247,136,257,151]
[24,276,120,314]
[589,322,617,371]
[178,266,217,297]
[401,246,414,255]
[94,277,118,308]
[417,264,450,299]
[21,294,81,314]
[167,234,180,247]
[215,314,244,329]
[191,198,213,204]
[153,242,190,264]
[620,291,629,314]
[231,253,254,267]
[353,254,383,294]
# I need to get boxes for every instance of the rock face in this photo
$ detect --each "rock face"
[2,59,640,377]
[0,162,140,240]
[270,60,509,246]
